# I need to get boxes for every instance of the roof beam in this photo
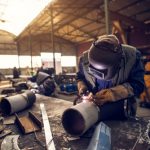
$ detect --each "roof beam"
[53,1,103,32]
[70,25,105,43]
[57,22,97,39]
[116,0,142,12]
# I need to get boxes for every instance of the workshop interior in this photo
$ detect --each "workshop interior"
[0,0,150,150]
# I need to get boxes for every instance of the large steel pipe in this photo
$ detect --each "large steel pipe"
[62,102,99,136]
[62,100,130,136]
[0,90,36,115]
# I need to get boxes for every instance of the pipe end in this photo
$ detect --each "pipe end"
[62,108,85,136]
[0,98,11,115]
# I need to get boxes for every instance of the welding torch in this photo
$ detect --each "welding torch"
[73,90,94,105]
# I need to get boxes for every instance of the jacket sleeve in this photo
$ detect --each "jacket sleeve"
[128,50,145,97]
[76,57,90,91]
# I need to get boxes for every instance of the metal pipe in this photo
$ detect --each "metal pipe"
[0,91,36,115]
[62,100,129,136]
[36,72,50,86]
[62,102,99,136]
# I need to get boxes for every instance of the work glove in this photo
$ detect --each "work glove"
[94,83,134,106]
[77,81,88,96]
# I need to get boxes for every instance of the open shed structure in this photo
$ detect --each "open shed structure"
[0,1,150,150]
[0,0,149,72]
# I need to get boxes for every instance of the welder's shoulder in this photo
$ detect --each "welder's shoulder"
[122,44,140,59]
[122,44,136,52]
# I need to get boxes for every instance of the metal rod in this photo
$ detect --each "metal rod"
[40,103,56,150]
[50,6,56,74]
[104,0,110,34]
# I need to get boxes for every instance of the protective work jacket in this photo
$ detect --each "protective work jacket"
[77,44,144,97]
[77,44,145,119]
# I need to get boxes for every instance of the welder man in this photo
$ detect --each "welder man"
[77,34,145,120]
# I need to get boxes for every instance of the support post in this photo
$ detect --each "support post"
[28,30,33,73]
[16,42,20,69]
[104,0,110,34]
[50,6,56,74]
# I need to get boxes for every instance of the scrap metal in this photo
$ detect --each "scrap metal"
[0,129,12,139]
[1,135,20,150]
[15,111,42,134]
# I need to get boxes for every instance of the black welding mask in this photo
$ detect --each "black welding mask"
[88,35,122,80]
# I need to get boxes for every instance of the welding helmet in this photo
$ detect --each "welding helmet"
[88,35,122,80]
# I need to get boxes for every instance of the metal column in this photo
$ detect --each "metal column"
[28,30,33,71]
[104,0,110,34]
[50,6,56,74]
[16,42,20,69]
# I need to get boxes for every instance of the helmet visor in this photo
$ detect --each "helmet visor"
[89,65,108,80]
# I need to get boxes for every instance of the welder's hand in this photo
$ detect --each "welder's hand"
[77,81,88,96]
[93,89,114,106]
[93,84,134,106]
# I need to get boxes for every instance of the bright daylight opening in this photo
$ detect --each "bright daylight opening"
[0,54,76,70]
[61,56,76,67]
[0,0,51,35]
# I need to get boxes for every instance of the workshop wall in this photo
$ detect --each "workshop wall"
[17,33,77,56]
[0,30,78,75]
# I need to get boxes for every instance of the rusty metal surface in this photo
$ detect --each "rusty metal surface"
[15,112,42,134]
[0,94,149,150]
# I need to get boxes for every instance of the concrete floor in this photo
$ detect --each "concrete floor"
[137,105,150,118]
